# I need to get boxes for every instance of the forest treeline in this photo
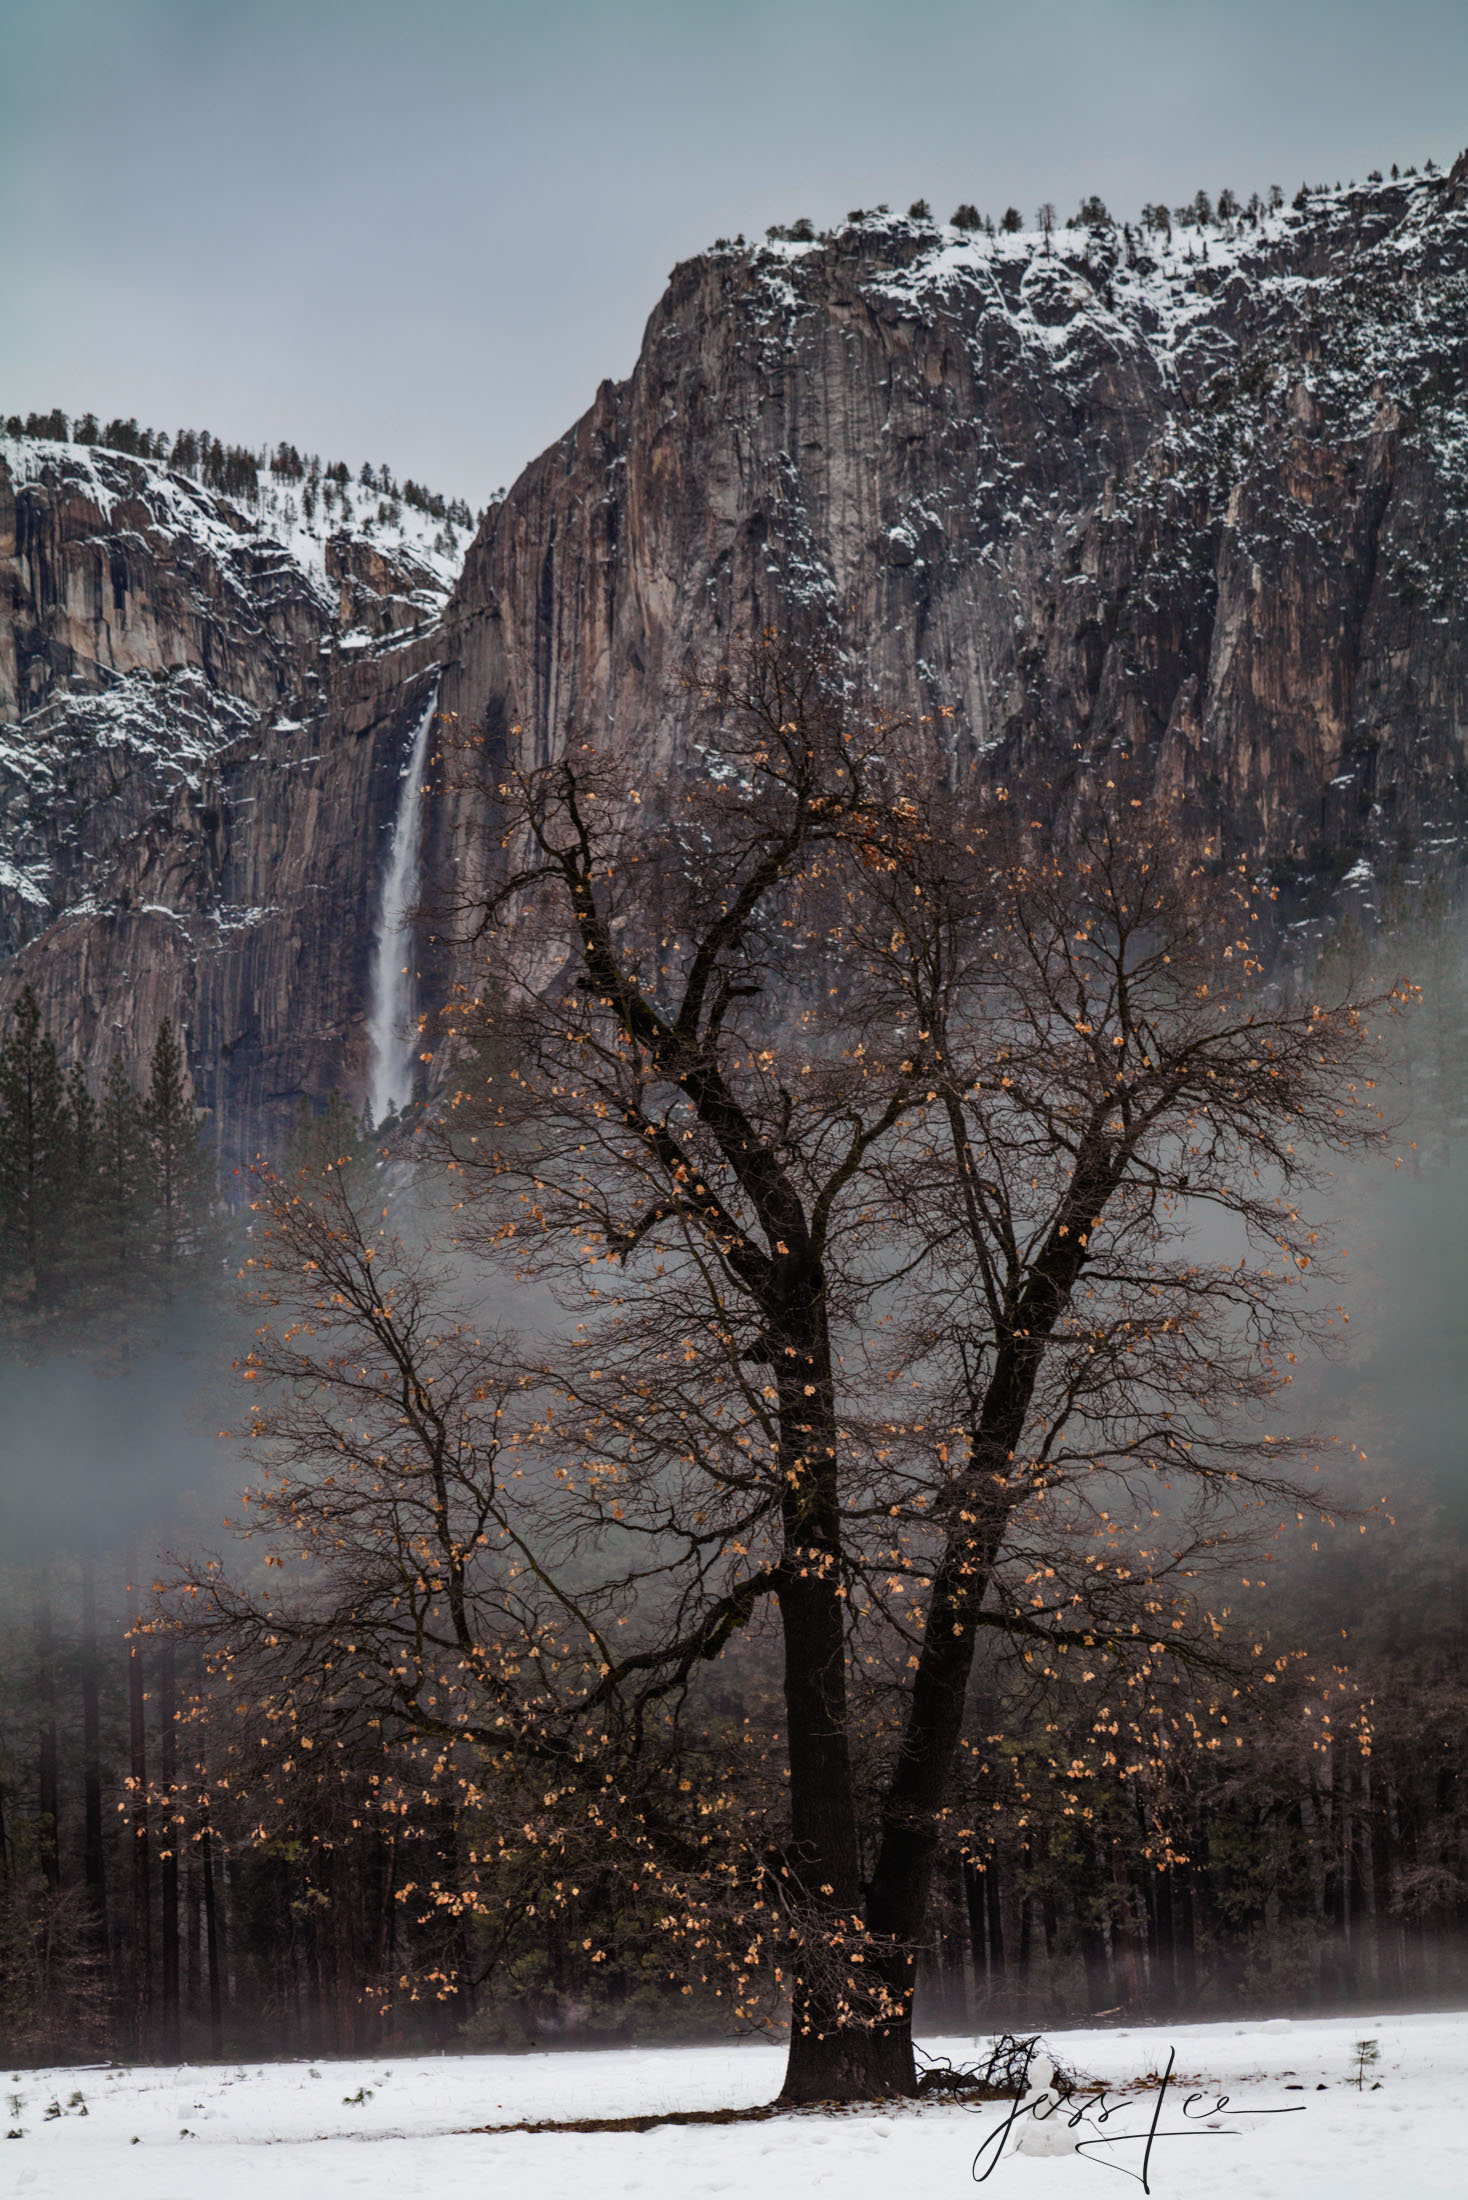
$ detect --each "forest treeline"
[0,989,212,1350]
[6,1497,1465,2068]
[2,659,1468,2076]
[747,161,1439,251]
[3,407,477,530]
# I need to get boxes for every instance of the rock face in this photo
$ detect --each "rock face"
[5,160,1468,1147]
[0,439,456,1155]
[439,159,1468,945]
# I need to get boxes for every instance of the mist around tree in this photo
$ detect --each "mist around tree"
[2,641,1467,2085]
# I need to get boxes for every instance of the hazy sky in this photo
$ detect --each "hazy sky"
[3,0,1465,504]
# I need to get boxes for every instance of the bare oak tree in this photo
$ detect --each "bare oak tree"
[172,635,1400,2100]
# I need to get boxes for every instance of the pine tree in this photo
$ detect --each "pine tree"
[0,987,73,1312]
[143,1021,207,1283]
[62,1061,100,1297]
[94,1055,153,1296]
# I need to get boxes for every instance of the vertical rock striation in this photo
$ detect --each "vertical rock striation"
[5,159,1468,1146]
[0,438,455,1155]
[438,159,1468,977]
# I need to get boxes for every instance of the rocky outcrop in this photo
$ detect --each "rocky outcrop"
[0,439,454,1155]
[5,160,1468,1149]
[438,160,1468,947]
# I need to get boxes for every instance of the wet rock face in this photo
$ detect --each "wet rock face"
[0,439,449,1158]
[439,161,1468,937]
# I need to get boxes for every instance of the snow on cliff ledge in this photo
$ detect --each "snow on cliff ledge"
[1,429,470,607]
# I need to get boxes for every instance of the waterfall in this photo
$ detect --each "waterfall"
[366,683,438,1128]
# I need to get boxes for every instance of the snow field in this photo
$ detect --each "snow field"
[6,2008,1466,2200]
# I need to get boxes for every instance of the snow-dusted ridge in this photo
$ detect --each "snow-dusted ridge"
[706,165,1468,802]
[739,172,1468,444]
[0,428,470,603]
[0,426,468,950]
[0,418,455,1148]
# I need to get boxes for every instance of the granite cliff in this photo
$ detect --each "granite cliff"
[4,158,1468,1146]
[439,159,1468,934]
[0,438,457,1153]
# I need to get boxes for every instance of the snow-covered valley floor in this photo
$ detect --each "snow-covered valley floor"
[7,2009,1465,2199]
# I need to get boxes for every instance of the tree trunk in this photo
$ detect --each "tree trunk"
[936,1860,970,2029]
[987,1861,1007,1992]
[159,1641,180,2060]
[1174,1854,1197,2006]
[128,1568,152,2051]
[1395,1776,1426,2000]
[1077,1839,1112,2011]
[1110,1845,1144,2007]
[201,1818,224,2055]
[1370,1770,1399,1996]
[36,1589,60,1890]
[777,1551,894,2096]
[1154,1867,1177,2011]
[1326,1743,1356,2000]
[963,1860,987,2002]
[861,1470,1007,2086]
[331,1847,358,2055]
[1347,1754,1370,1976]
[1015,1890,1032,2007]
[780,2002,915,2102]
[962,1858,1012,2013]
[775,1290,903,2102]
[185,1854,201,2026]
[81,1565,108,1940]
[857,1154,1118,2082]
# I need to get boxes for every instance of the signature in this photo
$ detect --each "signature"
[971,2047,1306,2193]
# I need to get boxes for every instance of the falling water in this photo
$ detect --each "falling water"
[366,683,438,1128]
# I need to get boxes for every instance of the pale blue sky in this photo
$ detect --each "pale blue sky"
[3,0,1464,503]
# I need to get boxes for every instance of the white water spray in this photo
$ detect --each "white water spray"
[366,683,438,1128]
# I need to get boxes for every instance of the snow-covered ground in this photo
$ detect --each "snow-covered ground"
[7,2009,1464,2199]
